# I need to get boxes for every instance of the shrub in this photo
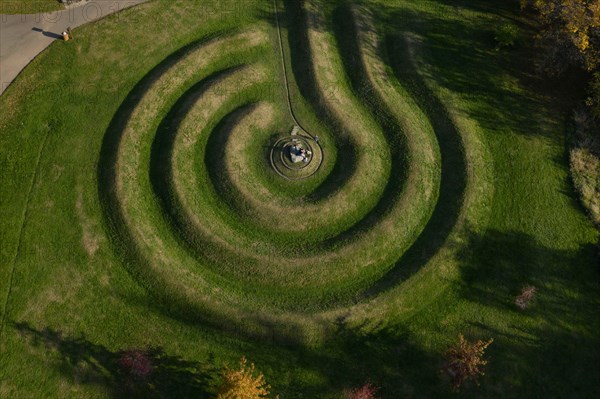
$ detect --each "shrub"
[515,285,538,310]
[118,348,153,379]
[494,22,519,49]
[570,107,600,226]
[586,72,600,120]
[343,382,379,399]
[443,335,493,391]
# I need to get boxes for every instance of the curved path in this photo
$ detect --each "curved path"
[272,0,323,180]
[0,0,146,95]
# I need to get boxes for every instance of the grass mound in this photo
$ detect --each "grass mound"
[1,0,598,397]
[95,0,474,325]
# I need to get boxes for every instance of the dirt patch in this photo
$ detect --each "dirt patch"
[21,266,85,322]
[75,186,102,257]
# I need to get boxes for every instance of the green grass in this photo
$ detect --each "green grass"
[0,0,62,14]
[0,0,598,397]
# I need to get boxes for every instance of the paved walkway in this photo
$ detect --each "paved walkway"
[0,0,147,95]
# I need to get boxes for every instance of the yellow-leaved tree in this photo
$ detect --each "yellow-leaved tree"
[216,357,278,399]
[521,0,600,74]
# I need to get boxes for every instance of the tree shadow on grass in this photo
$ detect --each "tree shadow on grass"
[369,0,566,141]
[282,324,440,398]
[319,321,442,397]
[473,320,600,398]
[458,228,599,320]
[13,318,448,398]
[456,228,600,397]
[13,321,217,399]
[16,319,447,398]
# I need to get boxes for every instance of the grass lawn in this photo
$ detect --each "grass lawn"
[0,0,62,14]
[0,0,598,397]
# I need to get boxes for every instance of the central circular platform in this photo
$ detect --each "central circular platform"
[270,132,323,180]
[288,141,313,164]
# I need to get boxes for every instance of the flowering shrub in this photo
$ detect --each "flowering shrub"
[444,335,493,391]
[118,348,153,379]
[515,286,538,310]
[343,382,379,399]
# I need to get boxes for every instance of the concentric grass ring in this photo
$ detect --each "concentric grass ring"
[96,0,492,341]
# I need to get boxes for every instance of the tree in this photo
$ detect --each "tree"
[343,382,379,399]
[216,357,277,399]
[521,0,600,75]
[443,335,493,391]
